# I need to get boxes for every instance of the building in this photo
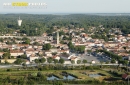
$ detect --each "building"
[29,54,39,62]
[10,50,24,57]
[17,16,22,26]
[52,55,60,60]
[57,31,59,45]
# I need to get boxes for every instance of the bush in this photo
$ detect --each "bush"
[7,69,12,72]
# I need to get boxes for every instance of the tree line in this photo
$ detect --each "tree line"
[1,14,130,36]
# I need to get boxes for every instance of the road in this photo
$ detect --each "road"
[0,63,120,69]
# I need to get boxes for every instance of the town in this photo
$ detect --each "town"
[0,26,130,66]
[0,14,130,85]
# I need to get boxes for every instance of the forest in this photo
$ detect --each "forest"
[0,14,130,36]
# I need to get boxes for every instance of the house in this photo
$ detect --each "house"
[118,52,129,57]
[25,48,35,55]
[95,43,103,47]
[29,54,39,62]
[80,33,88,38]
[59,53,70,60]
[58,49,69,54]
[79,28,85,31]
[50,49,58,53]
[16,44,29,48]
[37,46,43,50]
[33,46,38,49]
[70,57,78,64]
[60,44,69,49]
[1,44,10,49]
[44,51,52,57]
[10,50,24,57]
[104,42,119,47]
[85,42,95,47]
[75,42,86,46]
[52,55,60,60]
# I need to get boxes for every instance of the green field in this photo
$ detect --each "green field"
[0,66,128,85]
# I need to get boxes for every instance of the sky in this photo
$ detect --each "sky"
[0,0,130,14]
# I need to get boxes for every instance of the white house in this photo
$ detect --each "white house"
[29,54,39,62]
[44,51,52,57]
[70,57,78,64]
[52,55,60,60]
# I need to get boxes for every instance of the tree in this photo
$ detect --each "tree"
[123,60,129,66]
[122,60,129,72]
[34,59,40,64]
[52,52,57,56]
[68,41,74,50]
[22,62,27,69]
[20,54,27,59]
[71,60,75,68]
[71,60,75,64]
[53,59,58,65]
[59,31,65,36]
[3,48,10,52]
[33,42,40,45]
[89,62,93,70]
[11,56,14,59]
[47,57,53,65]
[77,60,81,64]
[77,46,85,53]
[105,61,109,64]
[39,58,46,64]
[25,39,30,44]
[111,59,116,64]
[14,58,23,64]
[42,43,51,50]
[37,72,43,77]
[59,58,65,64]
[100,61,103,68]
[22,37,30,44]
[2,52,10,59]
[87,50,92,54]
[82,59,87,66]
[53,81,63,85]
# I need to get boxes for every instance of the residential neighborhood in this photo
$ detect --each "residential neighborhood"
[0,26,130,67]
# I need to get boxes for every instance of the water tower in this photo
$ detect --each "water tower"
[17,16,22,26]
[57,31,59,45]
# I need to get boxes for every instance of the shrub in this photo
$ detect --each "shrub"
[7,69,12,72]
